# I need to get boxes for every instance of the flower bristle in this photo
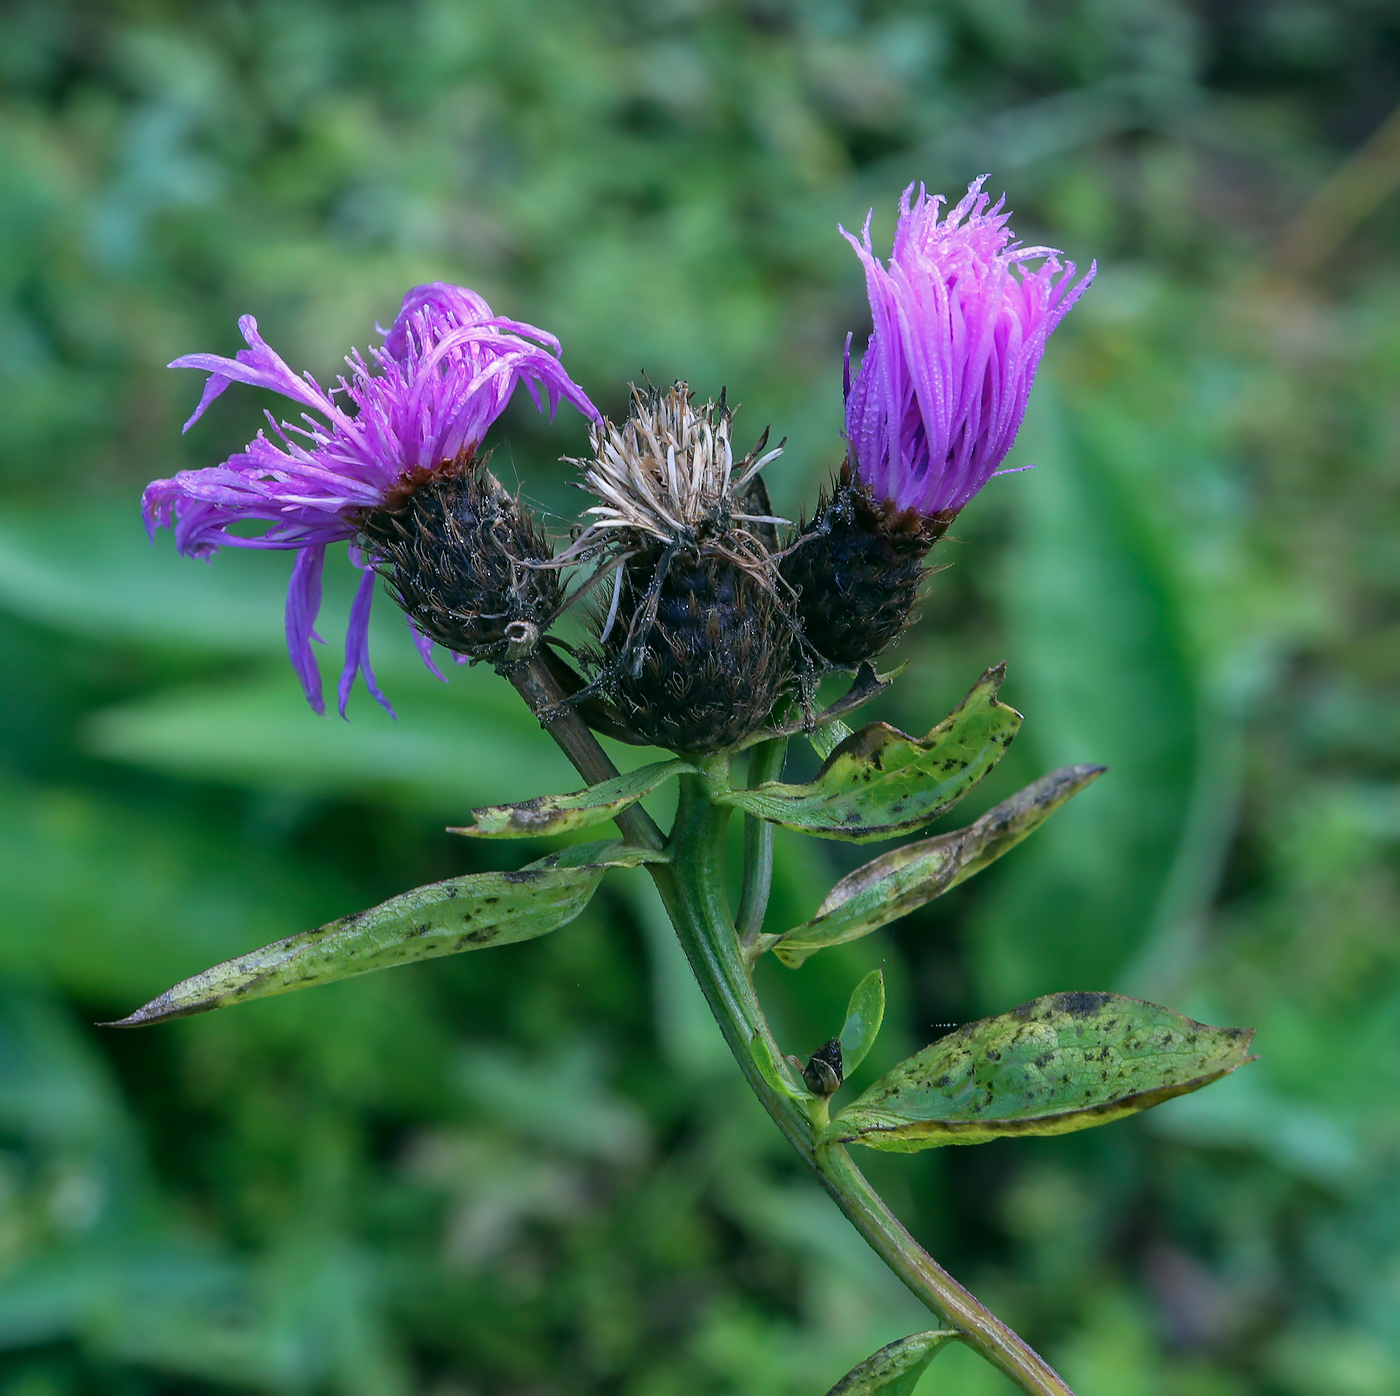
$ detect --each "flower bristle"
[358,454,560,665]
[563,381,785,569]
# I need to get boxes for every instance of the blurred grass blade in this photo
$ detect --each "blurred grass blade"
[716,666,1021,842]
[772,765,1105,967]
[826,993,1255,1152]
[109,841,663,1026]
[84,668,571,815]
[453,758,698,837]
[825,1329,959,1395]
[838,969,885,1075]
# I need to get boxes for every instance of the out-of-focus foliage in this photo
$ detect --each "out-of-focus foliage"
[2,1,1399,1392]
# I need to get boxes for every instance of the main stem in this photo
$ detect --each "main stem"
[508,662,1072,1395]
[663,776,1075,1396]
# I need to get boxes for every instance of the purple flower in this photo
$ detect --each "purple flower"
[842,176,1094,518]
[144,283,598,716]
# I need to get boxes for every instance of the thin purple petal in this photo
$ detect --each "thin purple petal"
[338,562,393,719]
[285,544,327,715]
[410,622,448,682]
[842,180,1093,516]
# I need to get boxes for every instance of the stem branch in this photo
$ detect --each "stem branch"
[815,1144,1074,1395]
[506,657,663,852]
[736,737,786,943]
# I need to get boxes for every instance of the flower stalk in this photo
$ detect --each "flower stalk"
[513,691,1076,1396]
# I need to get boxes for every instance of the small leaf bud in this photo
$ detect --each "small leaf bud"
[802,1038,845,1098]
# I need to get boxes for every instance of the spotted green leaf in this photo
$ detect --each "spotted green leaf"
[772,765,1105,967]
[714,666,1021,842]
[453,759,697,838]
[839,969,885,1076]
[109,841,662,1026]
[825,992,1255,1152]
[825,1330,959,1396]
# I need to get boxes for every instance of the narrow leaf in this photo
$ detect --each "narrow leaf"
[825,1330,958,1396]
[809,719,853,761]
[108,842,661,1026]
[750,1031,813,1101]
[772,765,1105,967]
[453,759,697,838]
[715,666,1021,842]
[839,969,885,1076]
[826,992,1255,1152]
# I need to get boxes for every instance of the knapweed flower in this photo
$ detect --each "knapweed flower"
[143,284,598,715]
[565,383,796,754]
[783,177,1094,667]
[842,175,1093,517]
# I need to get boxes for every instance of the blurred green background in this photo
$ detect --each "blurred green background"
[2,2,1399,1393]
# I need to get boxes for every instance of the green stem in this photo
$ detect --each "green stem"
[735,737,786,944]
[657,777,1075,1396]
[508,700,1073,1395]
[815,1144,1074,1396]
[652,775,811,1155]
[506,657,663,852]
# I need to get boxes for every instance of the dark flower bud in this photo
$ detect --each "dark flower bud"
[358,453,560,666]
[781,461,954,669]
[562,382,797,754]
[599,542,792,754]
[802,1038,844,1098]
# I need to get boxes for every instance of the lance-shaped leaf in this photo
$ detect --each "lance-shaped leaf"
[772,765,1105,967]
[839,969,885,1076]
[714,666,1021,842]
[825,1330,959,1396]
[825,993,1256,1152]
[109,841,662,1026]
[452,759,697,838]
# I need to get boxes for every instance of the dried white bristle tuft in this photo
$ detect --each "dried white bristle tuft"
[563,382,786,562]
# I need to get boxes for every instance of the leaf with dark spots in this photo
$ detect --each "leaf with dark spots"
[107,841,663,1026]
[767,765,1104,966]
[716,667,1023,842]
[1056,990,1111,1017]
[823,993,1255,1152]
[454,759,696,838]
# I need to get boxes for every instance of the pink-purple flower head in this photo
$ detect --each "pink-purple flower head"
[842,176,1095,518]
[143,283,599,717]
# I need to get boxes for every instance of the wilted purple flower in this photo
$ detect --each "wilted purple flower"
[144,284,598,716]
[842,176,1094,518]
